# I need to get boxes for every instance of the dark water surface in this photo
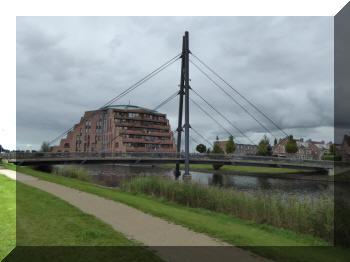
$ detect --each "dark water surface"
[81,164,333,199]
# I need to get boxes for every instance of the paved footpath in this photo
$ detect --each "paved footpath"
[1,169,273,262]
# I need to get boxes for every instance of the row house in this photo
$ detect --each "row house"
[273,137,331,160]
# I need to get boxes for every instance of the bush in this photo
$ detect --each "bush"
[121,177,334,242]
[285,135,298,154]
[322,154,342,161]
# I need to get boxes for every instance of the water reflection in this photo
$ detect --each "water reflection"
[79,164,333,199]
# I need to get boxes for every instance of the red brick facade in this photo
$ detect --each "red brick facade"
[52,105,176,153]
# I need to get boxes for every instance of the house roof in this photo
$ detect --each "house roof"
[99,104,159,113]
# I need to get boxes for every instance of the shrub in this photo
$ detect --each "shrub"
[285,135,298,154]
[322,154,342,161]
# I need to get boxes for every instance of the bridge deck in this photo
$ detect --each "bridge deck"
[5,157,332,172]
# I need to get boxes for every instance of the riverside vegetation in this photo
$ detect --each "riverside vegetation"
[3,162,350,262]
[52,165,92,182]
[121,176,334,242]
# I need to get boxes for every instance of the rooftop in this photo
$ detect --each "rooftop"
[99,104,159,113]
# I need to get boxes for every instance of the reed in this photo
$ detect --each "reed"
[121,176,334,242]
[52,165,92,182]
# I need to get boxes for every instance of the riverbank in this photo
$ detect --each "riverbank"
[3,163,350,262]
[0,174,163,262]
[121,176,333,242]
[160,163,315,174]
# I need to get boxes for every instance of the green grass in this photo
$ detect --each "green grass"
[0,173,163,262]
[16,182,136,246]
[121,176,334,242]
[0,175,16,261]
[3,163,350,262]
[161,163,313,174]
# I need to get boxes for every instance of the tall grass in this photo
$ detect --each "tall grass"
[52,165,92,182]
[121,177,334,242]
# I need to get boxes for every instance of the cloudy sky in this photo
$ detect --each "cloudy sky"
[16,16,334,151]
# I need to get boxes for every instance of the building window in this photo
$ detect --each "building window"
[64,143,70,148]
[115,142,119,148]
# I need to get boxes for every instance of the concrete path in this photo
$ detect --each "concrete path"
[1,169,272,262]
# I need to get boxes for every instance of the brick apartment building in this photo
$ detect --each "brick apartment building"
[52,105,176,153]
[273,137,331,160]
[214,140,258,155]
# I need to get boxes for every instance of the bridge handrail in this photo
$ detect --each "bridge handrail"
[1,151,338,167]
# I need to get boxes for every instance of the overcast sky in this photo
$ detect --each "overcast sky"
[16,16,334,151]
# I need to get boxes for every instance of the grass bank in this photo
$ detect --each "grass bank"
[160,163,312,174]
[0,173,162,262]
[3,163,349,262]
[121,177,333,242]
[0,175,15,261]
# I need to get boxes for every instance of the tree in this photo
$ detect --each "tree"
[196,144,207,153]
[212,142,224,170]
[216,135,219,141]
[329,144,335,155]
[206,148,211,154]
[225,135,236,154]
[285,135,298,154]
[257,135,272,156]
[274,138,278,146]
[40,141,52,152]
[257,140,268,155]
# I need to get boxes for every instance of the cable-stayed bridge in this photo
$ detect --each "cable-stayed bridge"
[3,152,333,173]
[12,31,335,174]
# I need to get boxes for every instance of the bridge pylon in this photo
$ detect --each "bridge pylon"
[175,35,186,178]
[176,31,191,178]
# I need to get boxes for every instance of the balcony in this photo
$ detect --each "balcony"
[116,122,170,131]
[119,129,171,137]
[115,115,168,124]
[125,147,176,153]
[122,137,174,145]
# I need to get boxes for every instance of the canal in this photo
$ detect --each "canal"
[79,164,334,199]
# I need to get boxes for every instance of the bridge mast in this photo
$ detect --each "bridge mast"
[175,36,186,177]
[184,31,190,176]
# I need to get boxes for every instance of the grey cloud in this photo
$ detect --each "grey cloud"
[16,16,333,150]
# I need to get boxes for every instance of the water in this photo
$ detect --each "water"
[80,164,334,199]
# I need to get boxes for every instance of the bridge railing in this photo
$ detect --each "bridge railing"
[1,151,335,167]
